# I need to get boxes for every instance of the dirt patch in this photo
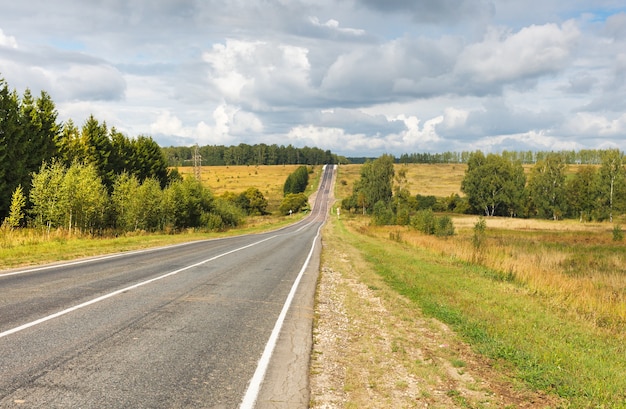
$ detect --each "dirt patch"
[310,245,563,408]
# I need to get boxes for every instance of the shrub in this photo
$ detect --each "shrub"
[279,193,309,215]
[410,209,455,237]
[372,200,395,226]
[613,224,624,242]
[435,215,455,237]
[411,209,436,234]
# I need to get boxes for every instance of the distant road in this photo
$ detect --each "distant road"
[0,165,335,408]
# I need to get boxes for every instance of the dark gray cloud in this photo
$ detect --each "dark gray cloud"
[356,0,495,24]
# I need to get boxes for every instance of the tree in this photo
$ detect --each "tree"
[0,82,24,219]
[29,161,67,232]
[111,173,142,232]
[284,165,309,195]
[599,149,624,222]
[527,153,567,220]
[131,135,170,187]
[22,90,59,175]
[237,187,268,215]
[349,154,395,214]
[136,177,165,231]
[566,166,599,221]
[81,115,114,190]
[61,162,109,234]
[56,119,83,166]
[162,177,214,230]
[461,152,526,216]
[4,185,26,229]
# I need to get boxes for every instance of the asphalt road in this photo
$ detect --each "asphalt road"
[0,165,335,409]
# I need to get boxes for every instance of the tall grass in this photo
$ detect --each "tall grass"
[365,216,626,331]
[339,216,626,407]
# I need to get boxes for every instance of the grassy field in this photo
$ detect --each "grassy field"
[328,163,626,408]
[176,164,311,210]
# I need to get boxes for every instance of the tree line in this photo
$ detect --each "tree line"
[342,150,626,226]
[163,144,342,167]
[350,149,619,165]
[18,160,244,234]
[462,150,625,221]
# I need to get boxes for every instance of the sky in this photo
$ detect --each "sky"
[1,0,626,157]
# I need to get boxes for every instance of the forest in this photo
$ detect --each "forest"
[162,144,341,167]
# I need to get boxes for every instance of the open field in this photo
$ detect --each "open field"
[336,163,466,197]
[176,164,312,210]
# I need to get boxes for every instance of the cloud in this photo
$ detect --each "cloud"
[562,112,626,137]
[0,28,18,49]
[307,17,366,38]
[1,2,626,156]
[203,39,313,110]
[55,63,126,101]
[455,21,580,90]
[560,72,598,94]
[150,104,264,146]
[320,36,461,102]
[355,0,494,24]
[604,12,626,40]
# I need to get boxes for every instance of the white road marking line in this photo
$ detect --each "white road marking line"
[0,235,277,340]
[240,223,323,409]
[0,241,204,278]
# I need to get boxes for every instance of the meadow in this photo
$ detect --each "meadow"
[176,164,309,210]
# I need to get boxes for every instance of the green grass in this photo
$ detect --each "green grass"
[336,218,626,408]
[0,213,306,270]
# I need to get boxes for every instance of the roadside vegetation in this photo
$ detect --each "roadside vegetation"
[0,164,321,269]
[315,160,626,408]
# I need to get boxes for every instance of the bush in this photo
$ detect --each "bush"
[211,198,245,228]
[411,209,436,234]
[372,200,395,226]
[410,209,455,237]
[279,193,309,215]
[613,224,624,242]
[435,215,455,237]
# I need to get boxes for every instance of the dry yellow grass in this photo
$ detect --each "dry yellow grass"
[362,221,626,331]
[397,163,466,197]
[176,164,317,210]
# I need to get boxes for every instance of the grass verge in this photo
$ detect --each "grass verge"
[331,216,626,408]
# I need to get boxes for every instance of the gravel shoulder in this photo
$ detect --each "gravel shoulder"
[309,223,562,408]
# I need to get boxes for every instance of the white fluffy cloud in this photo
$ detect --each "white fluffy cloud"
[203,39,312,110]
[455,21,580,86]
[150,104,264,146]
[0,29,18,49]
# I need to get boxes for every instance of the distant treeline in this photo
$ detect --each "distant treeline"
[349,149,620,165]
[162,144,343,167]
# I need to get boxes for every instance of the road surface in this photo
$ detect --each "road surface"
[0,165,335,408]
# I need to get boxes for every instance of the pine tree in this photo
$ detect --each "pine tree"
[0,82,24,219]
[81,115,114,190]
